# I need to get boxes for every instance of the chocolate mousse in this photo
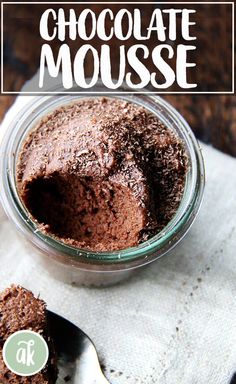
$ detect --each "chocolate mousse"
[17,97,188,251]
[0,285,57,383]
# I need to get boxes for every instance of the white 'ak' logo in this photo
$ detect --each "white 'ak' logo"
[2,330,49,376]
[16,340,35,367]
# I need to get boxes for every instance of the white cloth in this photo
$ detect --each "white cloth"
[0,94,236,384]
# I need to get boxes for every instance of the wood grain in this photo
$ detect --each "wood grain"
[1,2,235,156]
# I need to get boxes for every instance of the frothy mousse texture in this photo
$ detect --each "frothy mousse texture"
[17,98,188,251]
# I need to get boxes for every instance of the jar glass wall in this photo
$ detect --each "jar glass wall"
[0,86,205,286]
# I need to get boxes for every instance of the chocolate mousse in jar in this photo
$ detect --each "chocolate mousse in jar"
[0,84,205,286]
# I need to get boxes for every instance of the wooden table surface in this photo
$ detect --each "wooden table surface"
[1,2,235,157]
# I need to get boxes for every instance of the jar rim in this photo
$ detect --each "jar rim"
[0,89,205,270]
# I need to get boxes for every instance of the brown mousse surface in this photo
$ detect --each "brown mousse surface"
[0,285,57,383]
[17,97,188,251]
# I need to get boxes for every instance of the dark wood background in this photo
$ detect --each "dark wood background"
[1,1,235,156]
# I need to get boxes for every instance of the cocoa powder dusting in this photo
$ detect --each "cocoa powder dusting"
[17,97,188,251]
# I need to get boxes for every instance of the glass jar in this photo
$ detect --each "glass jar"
[0,87,205,286]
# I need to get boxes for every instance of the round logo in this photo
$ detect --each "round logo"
[2,330,49,376]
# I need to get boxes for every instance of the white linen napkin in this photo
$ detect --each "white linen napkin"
[0,90,235,384]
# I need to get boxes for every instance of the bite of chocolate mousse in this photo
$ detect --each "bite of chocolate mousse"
[17,97,188,251]
[0,285,57,383]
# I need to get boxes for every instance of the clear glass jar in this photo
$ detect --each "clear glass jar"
[0,87,205,286]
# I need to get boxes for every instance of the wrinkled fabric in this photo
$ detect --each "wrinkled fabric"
[0,93,235,384]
